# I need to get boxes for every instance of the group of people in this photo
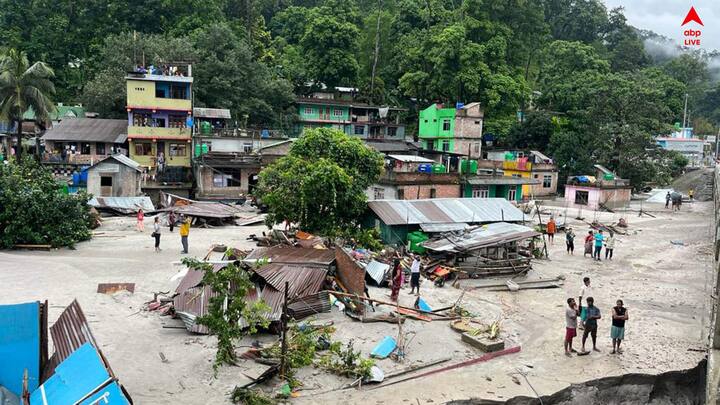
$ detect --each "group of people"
[389,254,423,302]
[547,217,616,261]
[134,64,186,77]
[565,277,629,355]
[665,190,692,211]
[136,209,191,253]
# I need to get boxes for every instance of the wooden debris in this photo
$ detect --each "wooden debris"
[97,283,136,294]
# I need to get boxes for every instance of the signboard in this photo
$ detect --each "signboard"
[706,135,716,142]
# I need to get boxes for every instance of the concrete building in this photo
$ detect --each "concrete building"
[656,137,705,167]
[126,65,193,200]
[86,154,143,197]
[477,150,559,197]
[462,176,539,202]
[366,154,461,201]
[295,89,406,140]
[418,102,484,158]
[563,165,632,210]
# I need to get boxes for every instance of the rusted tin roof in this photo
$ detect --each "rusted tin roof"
[421,222,540,253]
[255,263,328,300]
[368,198,525,225]
[245,246,336,266]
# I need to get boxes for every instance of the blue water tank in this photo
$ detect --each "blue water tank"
[72,173,81,185]
[261,129,270,138]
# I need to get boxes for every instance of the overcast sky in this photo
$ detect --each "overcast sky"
[602,0,720,51]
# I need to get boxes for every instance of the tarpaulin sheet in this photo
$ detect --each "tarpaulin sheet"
[30,343,116,405]
[0,302,40,395]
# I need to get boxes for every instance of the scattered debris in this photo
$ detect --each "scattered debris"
[371,336,397,359]
[97,283,135,294]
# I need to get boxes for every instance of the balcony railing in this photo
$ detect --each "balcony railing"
[42,153,111,165]
[502,160,533,171]
[128,126,192,139]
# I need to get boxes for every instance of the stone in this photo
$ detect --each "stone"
[461,332,505,352]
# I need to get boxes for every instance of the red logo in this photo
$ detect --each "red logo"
[681,6,703,46]
[682,6,704,26]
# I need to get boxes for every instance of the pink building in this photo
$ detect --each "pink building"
[563,165,632,210]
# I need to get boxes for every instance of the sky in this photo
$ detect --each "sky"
[602,0,720,51]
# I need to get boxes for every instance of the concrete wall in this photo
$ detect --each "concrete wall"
[196,165,257,197]
[87,161,141,197]
[564,185,631,210]
[708,166,720,403]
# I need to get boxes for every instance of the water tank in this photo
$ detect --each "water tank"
[504,152,515,161]
[194,144,202,157]
[460,159,468,174]
[407,231,429,254]
[418,164,432,173]
[603,173,615,181]
[469,160,478,174]
[200,121,212,135]
[72,172,81,185]
[201,144,209,155]
[432,164,446,173]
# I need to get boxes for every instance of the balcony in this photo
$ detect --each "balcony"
[502,160,533,171]
[127,97,192,112]
[42,153,111,165]
[128,126,192,140]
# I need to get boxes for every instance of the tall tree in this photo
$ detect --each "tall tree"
[0,49,55,161]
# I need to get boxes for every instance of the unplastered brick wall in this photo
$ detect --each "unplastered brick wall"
[397,184,460,199]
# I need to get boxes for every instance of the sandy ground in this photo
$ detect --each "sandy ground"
[0,199,714,404]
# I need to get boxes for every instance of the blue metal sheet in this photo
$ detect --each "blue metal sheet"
[0,302,40,395]
[416,297,432,312]
[79,381,130,405]
[30,343,110,405]
[370,336,397,359]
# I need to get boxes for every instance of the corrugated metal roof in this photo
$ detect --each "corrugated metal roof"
[467,177,540,185]
[368,198,525,225]
[420,222,469,232]
[193,107,231,119]
[255,263,328,300]
[365,141,419,153]
[421,222,540,252]
[88,154,142,172]
[88,196,155,212]
[245,247,336,266]
[387,154,435,163]
[42,118,127,143]
[364,260,390,285]
[169,202,256,219]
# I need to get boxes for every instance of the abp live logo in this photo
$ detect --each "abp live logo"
[682,6,704,46]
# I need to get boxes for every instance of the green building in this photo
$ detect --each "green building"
[418,102,484,158]
[462,176,539,203]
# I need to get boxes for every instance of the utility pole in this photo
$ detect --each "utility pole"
[682,93,689,137]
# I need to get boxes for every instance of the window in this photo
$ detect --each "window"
[354,125,365,135]
[430,188,437,198]
[96,143,106,155]
[474,120,481,124]
[373,187,385,200]
[333,108,344,117]
[153,118,166,128]
[169,115,186,128]
[170,84,187,99]
[424,119,428,123]
[534,174,539,178]
[397,189,405,200]
[575,190,589,205]
[511,174,522,178]
[543,175,552,188]
[100,176,112,187]
[133,112,152,127]
[387,127,397,137]
[473,143,480,154]
[169,143,187,157]
[442,119,451,131]
[134,142,153,156]
[304,107,314,115]
[472,187,489,198]
[243,143,253,153]
[442,140,450,152]
[508,187,517,201]
[81,143,91,155]
[155,87,166,98]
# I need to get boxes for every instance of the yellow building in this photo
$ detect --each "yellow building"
[126,65,194,197]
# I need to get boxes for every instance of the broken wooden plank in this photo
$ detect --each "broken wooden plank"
[396,307,432,322]
[97,283,136,294]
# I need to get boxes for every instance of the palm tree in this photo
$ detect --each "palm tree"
[0,49,55,162]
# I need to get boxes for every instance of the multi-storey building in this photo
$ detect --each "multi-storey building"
[418,102,484,158]
[126,65,193,199]
[295,90,406,140]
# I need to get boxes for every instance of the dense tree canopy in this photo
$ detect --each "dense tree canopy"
[1,0,717,187]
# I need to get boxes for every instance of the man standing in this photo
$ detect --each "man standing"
[547,217,557,245]
[689,189,694,200]
[565,298,579,356]
[581,297,601,353]
[604,231,616,260]
[611,299,628,354]
[593,230,604,261]
[409,255,422,296]
[179,215,191,254]
[578,277,593,328]
[565,227,575,255]
[665,191,671,209]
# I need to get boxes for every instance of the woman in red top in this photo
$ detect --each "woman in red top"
[583,230,593,257]
[390,258,402,302]
[136,208,145,232]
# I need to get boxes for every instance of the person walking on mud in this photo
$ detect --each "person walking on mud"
[547,217,557,245]
[152,217,162,252]
[168,210,176,232]
[565,298,579,356]
[409,255,422,296]
[611,299,628,354]
[604,231,616,260]
[581,297,601,353]
[665,191,671,209]
[565,227,575,255]
[136,208,144,232]
[593,230,604,261]
[583,231,593,258]
[179,215,191,254]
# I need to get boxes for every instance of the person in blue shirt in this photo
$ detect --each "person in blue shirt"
[593,230,604,261]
